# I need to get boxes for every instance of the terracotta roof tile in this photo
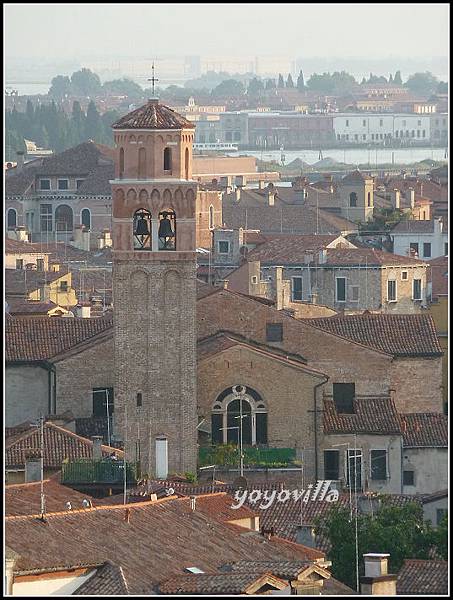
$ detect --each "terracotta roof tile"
[323,247,425,266]
[399,413,448,447]
[112,99,195,130]
[5,422,123,469]
[247,235,343,264]
[6,496,325,594]
[392,218,447,234]
[323,397,401,435]
[158,572,285,594]
[76,561,129,595]
[5,314,113,362]
[397,559,448,595]
[5,267,70,297]
[307,313,443,357]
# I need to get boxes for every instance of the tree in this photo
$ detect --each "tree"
[296,70,305,91]
[247,77,264,97]
[389,73,394,84]
[102,78,144,99]
[70,101,86,145]
[49,75,72,98]
[211,79,245,98]
[277,74,285,88]
[71,68,102,97]
[394,70,403,85]
[85,100,103,141]
[437,81,448,94]
[405,72,439,95]
[314,501,446,589]
[286,73,294,88]
[265,78,276,90]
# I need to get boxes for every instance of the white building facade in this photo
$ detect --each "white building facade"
[333,114,432,144]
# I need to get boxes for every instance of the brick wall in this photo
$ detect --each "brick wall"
[390,357,443,412]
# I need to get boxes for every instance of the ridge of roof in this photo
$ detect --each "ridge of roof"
[112,99,195,130]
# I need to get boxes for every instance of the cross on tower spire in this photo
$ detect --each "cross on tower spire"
[148,62,159,99]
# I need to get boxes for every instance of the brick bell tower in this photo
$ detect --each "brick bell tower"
[111,95,198,477]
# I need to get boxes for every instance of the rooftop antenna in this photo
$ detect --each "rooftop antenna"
[39,415,45,519]
[148,62,159,99]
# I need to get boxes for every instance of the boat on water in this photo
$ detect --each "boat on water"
[193,142,238,153]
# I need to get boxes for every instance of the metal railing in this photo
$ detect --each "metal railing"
[61,459,138,485]
[199,445,296,468]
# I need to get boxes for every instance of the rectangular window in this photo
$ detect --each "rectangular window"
[291,276,303,301]
[16,259,24,270]
[60,280,68,292]
[266,322,283,342]
[370,450,387,480]
[401,271,408,280]
[380,119,383,126]
[218,241,230,254]
[409,242,419,256]
[76,179,85,190]
[417,120,421,126]
[413,278,422,300]
[403,470,415,486]
[336,277,346,302]
[333,383,355,414]
[346,120,349,127]
[362,120,366,127]
[39,179,51,190]
[58,179,69,190]
[40,204,53,232]
[347,449,362,490]
[36,258,44,271]
[362,134,366,140]
[324,450,340,480]
[251,275,258,284]
[92,387,114,417]
[387,279,397,302]
[423,242,431,258]
[350,286,359,302]
[422,130,426,138]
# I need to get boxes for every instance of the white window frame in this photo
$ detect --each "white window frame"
[251,275,258,284]
[387,279,397,302]
[80,207,91,228]
[291,276,303,302]
[369,448,388,481]
[412,278,422,301]
[401,270,408,280]
[39,178,51,190]
[218,240,230,254]
[57,178,69,191]
[335,277,347,302]
[345,448,363,489]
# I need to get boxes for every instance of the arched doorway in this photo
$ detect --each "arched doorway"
[55,204,73,232]
[7,208,17,229]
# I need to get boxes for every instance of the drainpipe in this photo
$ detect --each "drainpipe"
[313,376,329,480]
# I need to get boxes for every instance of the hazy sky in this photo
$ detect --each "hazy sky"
[4,3,449,60]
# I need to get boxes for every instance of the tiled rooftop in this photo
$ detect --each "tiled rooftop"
[112,99,195,130]
[308,313,443,357]
[76,561,129,595]
[399,413,448,448]
[396,559,448,595]
[158,572,287,594]
[246,234,345,265]
[5,422,122,469]
[323,397,401,435]
[5,267,70,297]
[323,247,426,266]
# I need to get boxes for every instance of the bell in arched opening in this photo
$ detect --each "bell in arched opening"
[158,210,176,250]
[133,208,152,250]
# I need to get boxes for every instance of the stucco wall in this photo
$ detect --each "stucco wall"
[6,365,49,426]
[402,447,448,495]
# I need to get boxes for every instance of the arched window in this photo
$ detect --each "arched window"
[185,148,190,180]
[158,210,176,250]
[211,385,267,446]
[81,208,91,230]
[119,147,124,178]
[55,204,73,232]
[349,192,358,207]
[163,147,172,171]
[209,204,214,230]
[133,208,152,250]
[138,147,146,178]
[7,208,17,229]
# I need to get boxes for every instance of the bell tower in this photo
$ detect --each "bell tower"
[111,96,197,477]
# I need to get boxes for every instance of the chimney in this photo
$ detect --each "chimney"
[91,436,103,460]
[391,189,400,210]
[434,217,442,234]
[276,266,284,310]
[258,180,265,190]
[267,189,275,206]
[407,187,415,209]
[15,226,29,242]
[25,454,43,483]
[16,150,25,172]
[223,280,229,289]
[295,524,316,548]
[190,496,197,511]
[311,290,318,305]
[318,249,327,264]
[76,303,91,318]
[360,553,397,595]
[5,547,19,596]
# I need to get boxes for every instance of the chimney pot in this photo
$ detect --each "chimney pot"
[91,436,103,460]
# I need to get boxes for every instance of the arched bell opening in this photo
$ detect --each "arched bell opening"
[163,147,172,172]
[133,208,152,250]
[158,209,176,251]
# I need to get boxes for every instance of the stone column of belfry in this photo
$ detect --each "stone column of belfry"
[110,97,198,477]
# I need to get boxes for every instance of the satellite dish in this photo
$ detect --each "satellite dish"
[82,498,92,508]
[65,501,72,511]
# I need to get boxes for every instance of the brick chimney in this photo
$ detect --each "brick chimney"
[408,188,415,209]
[360,553,397,595]
[267,188,275,206]
[391,189,400,210]
[91,436,103,460]
[25,454,43,482]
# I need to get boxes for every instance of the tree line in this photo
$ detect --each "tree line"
[5,99,120,161]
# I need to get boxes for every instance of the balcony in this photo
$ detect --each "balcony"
[61,459,138,486]
[199,445,297,469]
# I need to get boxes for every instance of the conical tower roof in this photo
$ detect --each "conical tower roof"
[112,98,195,130]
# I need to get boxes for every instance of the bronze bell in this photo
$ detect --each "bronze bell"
[135,215,150,236]
[158,214,174,238]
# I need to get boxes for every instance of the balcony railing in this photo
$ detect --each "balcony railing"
[199,445,297,468]
[61,459,138,485]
